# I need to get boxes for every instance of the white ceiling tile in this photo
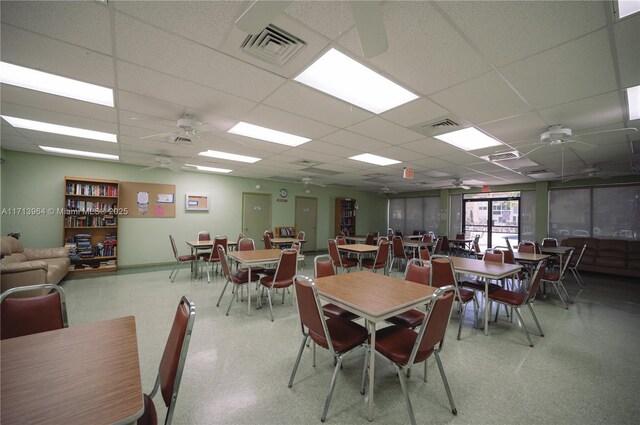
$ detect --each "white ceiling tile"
[436,152,481,166]
[401,138,461,157]
[1,25,115,87]
[1,0,112,54]
[321,130,391,151]
[114,13,285,102]
[346,117,423,144]
[614,14,640,88]
[285,1,354,41]
[438,0,606,67]
[371,146,427,162]
[242,105,337,140]
[479,112,549,144]
[430,71,532,124]
[279,148,341,163]
[263,81,373,128]
[538,91,625,132]
[1,102,118,134]
[381,98,450,128]
[407,157,455,170]
[500,29,617,109]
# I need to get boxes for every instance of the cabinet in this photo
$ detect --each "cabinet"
[335,198,357,236]
[63,177,119,274]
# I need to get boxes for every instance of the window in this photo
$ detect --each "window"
[388,196,441,235]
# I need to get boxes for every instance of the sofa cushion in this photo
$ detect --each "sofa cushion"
[628,241,640,260]
[3,253,28,263]
[44,258,71,285]
[628,260,640,271]
[1,236,24,255]
[595,257,626,268]
[24,247,69,260]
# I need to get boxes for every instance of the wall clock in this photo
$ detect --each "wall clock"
[279,188,288,198]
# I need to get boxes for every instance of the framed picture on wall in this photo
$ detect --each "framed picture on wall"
[185,193,209,211]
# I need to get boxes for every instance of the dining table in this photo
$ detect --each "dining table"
[450,257,522,335]
[1,316,144,425]
[185,239,238,277]
[227,248,304,316]
[314,271,437,422]
[539,246,574,271]
[270,237,305,248]
[337,243,379,269]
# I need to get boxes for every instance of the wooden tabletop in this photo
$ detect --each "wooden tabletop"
[271,237,305,244]
[315,271,436,321]
[337,243,379,253]
[1,316,143,425]
[451,256,522,279]
[402,239,434,247]
[186,240,237,248]
[513,252,550,263]
[540,246,573,254]
[228,248,304,265]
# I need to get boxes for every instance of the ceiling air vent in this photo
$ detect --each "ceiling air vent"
[488,151,520,162]
[523,169,549,176]
[430,118,459,129]
[410,115,471,137]
[171,136,193,144]
[241,25,305,67]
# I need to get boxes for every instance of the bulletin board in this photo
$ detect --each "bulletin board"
[120,181,176,218]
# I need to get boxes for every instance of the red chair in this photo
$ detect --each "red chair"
[518,241,536,253]
[421,233,432,243]
[328,239,358,273]
[390,235,414,272]
[314,255,358,321]
[489,260,547,347]
[362,238,389,274]
[461,249,505,294]
[201,236,227,282]
[433,236,444,255]
[138,296,195,425]
[259,249,298,321]
[335,235,347,245]
[288,275,369,422]
[432,255,479,340]
[216,245,260,316]
[263,232,273,249]
[418,245,430,261]
[386,259,431,329]
[541,248,575,309]
[365,286,457,425]
[1,284,68,340]
[169,235,196,282]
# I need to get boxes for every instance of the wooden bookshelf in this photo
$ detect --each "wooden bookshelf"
[64,177,120,274]
[335,198,357,236]
[274,226,297,237]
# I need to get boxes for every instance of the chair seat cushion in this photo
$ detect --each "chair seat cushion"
[542,272,560,281]
[386,309,424,328]
[177,255,196,262]
[374,325,433,366]
[361,258,383,269]
[488,288,525,306]
[309,317,368,353]
[233,270,261,284]
[260,275,292,289]
[322,303,358,320]
[339,258,359,268]
[137,393,158,425]
[460,279,501,292]
[457,287,476,303]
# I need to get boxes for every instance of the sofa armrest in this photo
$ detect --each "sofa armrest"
[24,247,70,260]
[1,262,48,292]
[1,260,49,273]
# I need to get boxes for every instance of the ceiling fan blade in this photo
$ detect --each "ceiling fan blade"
[350,1,389,58]
[519,144,548,158]
[567,140,596,152]
[578,127,638,138]
[235,0,292,34]
[140,131,176,140]
[140,165,157,172]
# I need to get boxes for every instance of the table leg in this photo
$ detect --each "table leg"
[367,321,376,421]
[484,282,489,336]
[247,266,252,316]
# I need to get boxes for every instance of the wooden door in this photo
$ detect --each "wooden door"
[242,193,272,245]
[295,196,317,251]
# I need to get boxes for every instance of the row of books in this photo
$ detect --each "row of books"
[66,183,117,197]
[65,215,117,227]
[66,199,117,212]
[66,233,117,259]
[278,227,296,236]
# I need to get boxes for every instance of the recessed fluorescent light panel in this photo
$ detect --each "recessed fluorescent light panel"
[0,62,114,107]
[185,164,233,173]
[349,153,401,166]
[295,49,418,114]
[627,85,640,120]
[434,127,502,151]
[39,146,119,160]
[617,0,640,18]
[228,122,310,147]
[198,150,261,163]
[2,116,117,143]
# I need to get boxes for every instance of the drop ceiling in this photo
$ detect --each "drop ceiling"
[1,0,638,192]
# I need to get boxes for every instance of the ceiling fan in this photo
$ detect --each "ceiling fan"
[139,115,213,143]
[378,186,398,195]
[301,176,326,187]
[519,125,638,158]
[235,0,388,58]
[140,155,183,172]
[561,163,635,182]
[445,178,474,190]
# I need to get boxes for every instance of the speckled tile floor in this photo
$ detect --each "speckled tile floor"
[62,257,640,425]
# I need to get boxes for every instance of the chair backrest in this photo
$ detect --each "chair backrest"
[335,235,347,245]
[1,284,68,340]
[392,235,406,258]
[217,245,232,281]
[395,230,404,238]
[483,249,504,264]
[209,236,228,261]
[525,260,547,303]
[518,241,536,253]
[473,235,481,254]
[374,238,390,266]
[314,254,336,278]
[558,248,575,278]
[169,235,179,259]
[293,275,336,354]
[387,228,394,239]
[571,243,588,268]
[291,240,302,254]
[404,258,431,285]
[542,237,558,247]
[365,232,375,245]
[274,249,298,282]
[419,245,430,261]
[430,255,458,289]
[327,239,343,267]
[433,237,444,255]
[157,296,196,425]
[238,237,255,251]
[236,232,245,246]
[494,246,515,264]
[456,233,465,240]
[297,231,305,240]
[421,234,432,243]
[263,233,273,249]
[440,235,450,250]
[264,230,274,238]
[408,286,455,366]
[197,231,211,242]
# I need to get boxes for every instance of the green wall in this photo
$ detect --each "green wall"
[0,150,388,266]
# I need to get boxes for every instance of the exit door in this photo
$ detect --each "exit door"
[295,197,317,251]
[242,193,272,245]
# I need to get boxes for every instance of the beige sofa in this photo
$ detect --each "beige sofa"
[1,236,70,295]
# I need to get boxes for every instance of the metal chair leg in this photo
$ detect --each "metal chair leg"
[527,303,544,337]
[266,287,274,321]
[434,351,457,415]
[320,354,344,422]
[395,363,417,425]
[513,307,534,347]
[226,285,239,316]
[288,334,309,388]
[216,279,229,307]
